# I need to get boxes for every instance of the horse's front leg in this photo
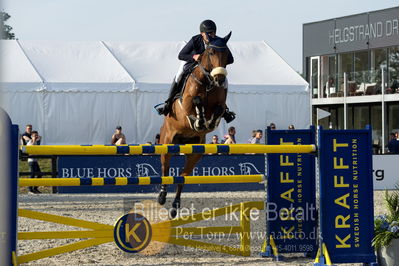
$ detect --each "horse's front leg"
[192,96,206,131]
[170,153,203,218]
[207,105,224,130]
[158,153,172,205]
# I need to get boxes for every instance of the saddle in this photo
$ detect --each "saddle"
[174,64,198,101]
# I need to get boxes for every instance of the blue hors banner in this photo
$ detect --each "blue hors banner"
[58,154,265,193]
[318,126,376,263]
[266,127,317,254]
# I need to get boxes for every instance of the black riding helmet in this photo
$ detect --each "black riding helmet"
[200,20,217,33]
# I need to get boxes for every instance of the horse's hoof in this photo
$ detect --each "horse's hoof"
[170,200,180,218]
[158,190,167,205]
[170,208,178,219]
[170,208,179,219]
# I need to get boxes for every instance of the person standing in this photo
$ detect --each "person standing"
[396,132,399,153]
[224,126,236,144]
[27,131,42,194]
[111,126,126,145]
[388,133,398,154]
[210,135,219,144]
[21,124,41,145]
[247,130,256,143]
[250,130,263,144]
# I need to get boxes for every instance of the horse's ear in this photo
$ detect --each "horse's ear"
[223,31,232,43]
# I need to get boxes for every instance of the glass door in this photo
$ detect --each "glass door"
[310,56,320,98]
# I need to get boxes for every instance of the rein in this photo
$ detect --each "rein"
[190,49,217,92]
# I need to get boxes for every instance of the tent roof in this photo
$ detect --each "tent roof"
[228,42,308,92]
[0,41,44,91]
[0,40,308,93]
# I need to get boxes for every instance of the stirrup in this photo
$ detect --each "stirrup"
[223,109,236,123]
[155,102,172,116]
[154,103,165,115]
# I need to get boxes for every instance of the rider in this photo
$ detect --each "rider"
[156,19,236,123]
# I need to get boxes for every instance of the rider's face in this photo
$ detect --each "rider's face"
[201,31,216,43]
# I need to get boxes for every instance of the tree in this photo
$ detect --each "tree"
[1,11,16,40]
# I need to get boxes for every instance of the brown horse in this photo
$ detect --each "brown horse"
[157,32,232,218]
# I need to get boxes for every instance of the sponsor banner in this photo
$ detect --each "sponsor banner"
[373,155,399,190]
[266,128,317,254]
[318,127,375,263]
[57,154,265,193]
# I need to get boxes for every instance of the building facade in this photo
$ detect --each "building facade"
[303,6,399,153]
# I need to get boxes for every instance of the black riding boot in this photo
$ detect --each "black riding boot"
[223,107,236,123]
[156,80,180,115]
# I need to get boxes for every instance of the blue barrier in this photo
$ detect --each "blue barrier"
[264,127,317,257]
[57,154,265,193]
[318,126,376,263]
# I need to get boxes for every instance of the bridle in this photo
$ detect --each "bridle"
[190,45,228,92]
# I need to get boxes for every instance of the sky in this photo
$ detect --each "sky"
[1,0,398,72]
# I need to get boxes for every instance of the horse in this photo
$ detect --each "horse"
[157,32,233,218]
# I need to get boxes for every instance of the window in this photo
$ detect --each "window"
[370,105,382,147]
[388,46,399,89]
[354,50,369,85]
[353,105,369,129]
[388,102,399,134]
[371,48,387,82]
[347,105,353,129]
[320,55,337,98]
[338,53,354,93]
[330,107,337,129]
[310,57,320,98]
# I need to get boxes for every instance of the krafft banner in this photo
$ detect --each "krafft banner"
[318,127,375,263]
[57,154,265,193]
[266,127,317,254]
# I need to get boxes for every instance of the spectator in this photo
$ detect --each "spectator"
[396,132,399,152]
[288,124,295,130]
[247,130,256,143]
[111,126,126,145]
[388,132,399,154]
[223,126,236,144]
[155,134,161,144]
[250,130,263,144]
[27,131,42,194]
[391,79,398,93]
[324,77,335,97]
[21,124,41,145]
[269,123,276,130]
[210,135,219,144]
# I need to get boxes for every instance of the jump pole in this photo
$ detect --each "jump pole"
[19,175,264,187]
[22,144,317,155]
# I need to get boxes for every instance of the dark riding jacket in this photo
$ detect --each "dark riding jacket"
[178,34,234,70]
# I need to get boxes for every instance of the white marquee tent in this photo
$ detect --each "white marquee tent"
[0,40,309,144]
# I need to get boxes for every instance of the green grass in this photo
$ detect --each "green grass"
[19,158,54,194]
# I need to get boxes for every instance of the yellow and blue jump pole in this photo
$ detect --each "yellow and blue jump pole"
[19,175,265,187]
[21,144,317,155]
